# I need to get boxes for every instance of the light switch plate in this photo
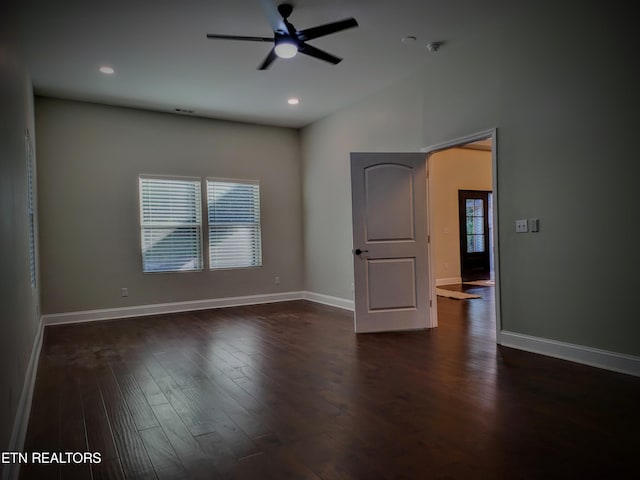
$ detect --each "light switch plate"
[529,218,539,232]
[515,219,528,233]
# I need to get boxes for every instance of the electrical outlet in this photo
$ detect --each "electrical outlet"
[121,287,128,297]
[274,276,280,285]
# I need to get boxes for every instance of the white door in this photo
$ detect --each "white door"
[350,152,430,333]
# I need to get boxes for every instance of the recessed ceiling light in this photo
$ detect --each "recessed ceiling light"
[288,98,300,105]
[401,36,417,45]
[99,66,115,75]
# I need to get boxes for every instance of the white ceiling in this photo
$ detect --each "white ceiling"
[16,0,498,128]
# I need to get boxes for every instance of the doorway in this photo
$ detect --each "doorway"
[348,129,501,339]
[423,129,501,338]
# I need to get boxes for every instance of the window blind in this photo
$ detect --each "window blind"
[26,130,36,287]
[207,179,262,269]
[139,177,203,273]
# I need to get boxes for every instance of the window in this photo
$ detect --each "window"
[139,176,203,273]
[207,179,262,269]
[465,198,485,253]
[137,176,262,273]
[25,129,36,287]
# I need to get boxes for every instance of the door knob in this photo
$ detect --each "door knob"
[354,248,369,255]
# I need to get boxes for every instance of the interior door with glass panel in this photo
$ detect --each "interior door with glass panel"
[351,152,430,333]
[458,190,491,281]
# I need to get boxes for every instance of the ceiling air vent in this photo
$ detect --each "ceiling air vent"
[174,108,195,114]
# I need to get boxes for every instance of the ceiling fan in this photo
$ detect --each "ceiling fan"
[206,1,359,70]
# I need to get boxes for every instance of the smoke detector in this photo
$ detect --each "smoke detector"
[426,41,444,53]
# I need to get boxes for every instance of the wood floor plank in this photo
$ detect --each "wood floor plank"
[79,380,124,480]
[59,373,93,480]
[153,374,219,437]
[122,356,169,407]
[180,387,260,460]
[252,434,322,480]
[19,363,61,480]
[194,431,238,477]
[112,371,160,431]
[183,349,266,415]
[281,432,354,480]
[150,402,221,480]
[139,426,186,480]
[98,366,156,479]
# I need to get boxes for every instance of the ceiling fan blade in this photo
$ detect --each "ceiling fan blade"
[258,48,278,70]
[206,34,274,42]
[284,19,298,38]
[298,18,358,42]
[298,43,342,65]
[260,0,286,32]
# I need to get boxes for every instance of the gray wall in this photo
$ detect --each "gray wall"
[301,72,426,298]
[0,3,41,461]
[495,0,638,355]
[36,98,303,314]
[301,0,640,356]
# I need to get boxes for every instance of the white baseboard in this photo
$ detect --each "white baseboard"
[500,330,640,377]
[4,316,44,480]
[302,291,354,311]
[42,291,355,327]
[436,277,462,286]
[43,291,306,326]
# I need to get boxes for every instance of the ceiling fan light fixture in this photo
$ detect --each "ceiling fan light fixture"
[274,40,298,59]
[206,3,358,69]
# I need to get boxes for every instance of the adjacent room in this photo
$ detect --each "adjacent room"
[2,0,639,479]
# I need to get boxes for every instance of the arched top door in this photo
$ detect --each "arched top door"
[351,153,430,333]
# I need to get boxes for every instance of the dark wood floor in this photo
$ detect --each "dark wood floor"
[19,287,640,479]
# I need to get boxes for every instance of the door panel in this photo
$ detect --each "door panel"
[365,165,415,241]
[351,153,430,333]
[459,190,491,281]
[366,258,417,311]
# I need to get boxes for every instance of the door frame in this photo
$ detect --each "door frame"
[420,128,502,340]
